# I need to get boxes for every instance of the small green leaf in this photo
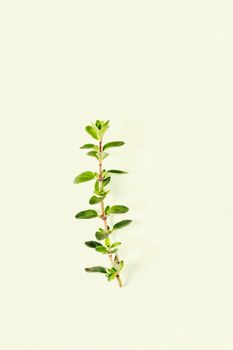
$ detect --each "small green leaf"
[107,169,128,175]
[109,248,118,254]
[105,237,111,247]
[109,205,129,214]
[85,125,99,140]
[95,120,102,130]
[107,272,116,281]
[87,151,99,159]
[94,180,100,194]
[113,220,132,230]
[103,141,124,150]
[75,209,98,219]
[95,230,109,241]
[110,242,121,248]
[103,177,111,187]
[99,152,109,160]
[73,171,96,184]
[85,241,103,248]
[89,195,105,205]
[95,246,107,254]
[80,143,95,149]
[99,124,109,139]
[119,260,124,271]
[85,266,107,273]
[105,205,110,215]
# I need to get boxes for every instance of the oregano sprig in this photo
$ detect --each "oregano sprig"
[74,120,132,287]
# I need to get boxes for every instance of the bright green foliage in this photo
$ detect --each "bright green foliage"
[85,125,99,140]
[105,237,111,247]
[95,229,110,241]
[85,120,110,141]
[109,205,129,214]
[113,220,132,230]
[99,152,109,160]
[105,169,128,175]
[75,209,98,219]
[87,151,98,159]
[89,195,105,205]
[95,246,108,254]
[107,269,117,281]
[74,171,96,184]
[104,206,111,216]
[85,266,107,273]
[110,242,121,248]
[85,241,103,248]
[74,120,132,287]
[103,177,111,187]
[80,143,95,149]
[103,141,124,150]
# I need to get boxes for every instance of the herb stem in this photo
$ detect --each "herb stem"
[98,140,123,288]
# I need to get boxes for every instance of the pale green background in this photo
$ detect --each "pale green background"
[0,1,233,349]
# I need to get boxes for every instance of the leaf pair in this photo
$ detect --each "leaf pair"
[80,141,124,153]
[85,120,109,141]
[84,261,124,282]
[95,228,110,241]
[85,241,107,254]
[106,260,124,281]
[73,170,127,185]
[75,205,129,219]
[94,178,111,198]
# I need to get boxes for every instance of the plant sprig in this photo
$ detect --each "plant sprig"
[74,120,132,287]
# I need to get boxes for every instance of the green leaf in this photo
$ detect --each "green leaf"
[80,143,95,149]
[105,237,111,247]
[94,180,100,194]
[103,177,111,187]
[109,205,129,214]
[103,141,124,150]
[105,205,110,215]
[110,242,121,248]
[113,220,132,230]
[95,230,109,241]
[107,272,116,281]
[89,195,105,205]
[85,266,107,273]
[85,241,103,248]
[75,209,98,219]
[95,246,107,254]
[73,171,96,184]
[95,120,102,130]
[106,169,128,175]
[119,260,124,271]
[87,151,99,159]
[85,125,99,140]
[109,248,118,254]
[99,152,109,160]
[99,124,109,139]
